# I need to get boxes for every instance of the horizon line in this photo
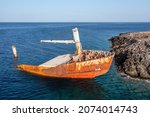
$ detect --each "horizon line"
[0,21,150,23]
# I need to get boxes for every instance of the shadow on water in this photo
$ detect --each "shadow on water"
[22,73,107,100]
[11,58,18,66]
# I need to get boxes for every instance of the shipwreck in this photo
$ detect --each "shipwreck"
[17,28,114,79]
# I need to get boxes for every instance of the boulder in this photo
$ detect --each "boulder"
[110,32,150,79]
[69,50,105,63]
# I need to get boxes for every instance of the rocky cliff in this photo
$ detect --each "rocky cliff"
[110,32,150,79]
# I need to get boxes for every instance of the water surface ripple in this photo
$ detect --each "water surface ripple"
[0,23,150,99]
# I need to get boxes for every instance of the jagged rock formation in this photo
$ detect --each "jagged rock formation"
[110,32,150,79]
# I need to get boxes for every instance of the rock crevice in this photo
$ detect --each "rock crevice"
[110,32,150,79]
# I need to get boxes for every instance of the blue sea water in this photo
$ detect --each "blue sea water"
[0,22,150,100]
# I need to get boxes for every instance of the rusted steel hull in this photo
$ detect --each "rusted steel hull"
[17,55,114,79]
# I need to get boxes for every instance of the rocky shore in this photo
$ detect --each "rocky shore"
[110,32,150,79]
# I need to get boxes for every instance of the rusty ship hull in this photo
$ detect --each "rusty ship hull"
[17,28,114,79]
[17,54,114,79]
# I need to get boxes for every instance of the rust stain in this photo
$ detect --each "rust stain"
[17,55,114,79]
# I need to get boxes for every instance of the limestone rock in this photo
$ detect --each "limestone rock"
[110,32,150,79]
[69,50,105,63]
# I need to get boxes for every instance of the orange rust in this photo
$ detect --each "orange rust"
[17,55,114,79]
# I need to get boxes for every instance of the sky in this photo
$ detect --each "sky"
[0,0,150,22]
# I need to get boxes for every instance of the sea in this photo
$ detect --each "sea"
[0,22,150,100]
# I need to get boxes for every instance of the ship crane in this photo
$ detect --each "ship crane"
[41,28,82,55]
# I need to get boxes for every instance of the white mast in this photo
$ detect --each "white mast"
[41,28,83,55]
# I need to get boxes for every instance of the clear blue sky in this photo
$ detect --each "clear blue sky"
[0,0,150,22]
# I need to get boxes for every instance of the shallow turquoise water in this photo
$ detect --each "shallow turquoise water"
[0,22,150,100]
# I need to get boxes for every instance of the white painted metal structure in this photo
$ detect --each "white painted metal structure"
[41,28,82,55]
[12,45,18,58]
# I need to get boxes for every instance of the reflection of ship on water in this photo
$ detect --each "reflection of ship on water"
[28,76,107,100]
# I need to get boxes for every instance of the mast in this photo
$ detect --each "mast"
[41,28,83,55]
[72,28,82,54]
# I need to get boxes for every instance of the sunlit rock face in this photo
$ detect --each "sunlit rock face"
[110,32,150,79]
